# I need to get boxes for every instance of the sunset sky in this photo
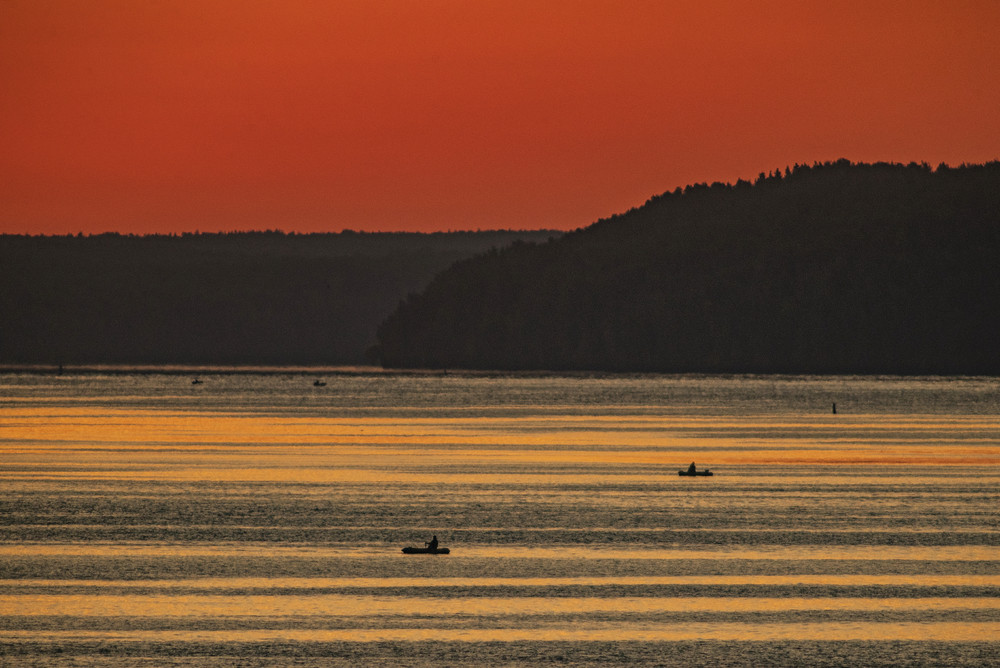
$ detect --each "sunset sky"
[2,0,998,235]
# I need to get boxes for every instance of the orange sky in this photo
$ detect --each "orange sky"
[2,0,999,234]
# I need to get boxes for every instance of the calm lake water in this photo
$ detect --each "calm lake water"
[1,371,999,666]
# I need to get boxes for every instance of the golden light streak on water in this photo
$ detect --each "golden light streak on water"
[3,623,999,642]
[5,594,999,617]
[7,575,1000,590]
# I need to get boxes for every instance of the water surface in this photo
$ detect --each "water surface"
[1,372,998,665]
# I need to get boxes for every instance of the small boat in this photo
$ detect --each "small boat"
[192,378,203,385]
[679,462,712,476]
[313,380,326,387]
[402,546,450,555]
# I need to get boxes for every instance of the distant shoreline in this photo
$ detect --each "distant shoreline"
[1,364,996,381]
[1,364,404,376]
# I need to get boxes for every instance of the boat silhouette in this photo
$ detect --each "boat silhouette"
[678,462,713,476]
[401,546,450,554]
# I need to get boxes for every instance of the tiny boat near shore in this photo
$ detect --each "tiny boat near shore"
[402,546,450,554]
[678,469,713,476]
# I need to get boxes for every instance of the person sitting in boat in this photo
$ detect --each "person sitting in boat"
[425,535,438,550]
[688,462,697,474]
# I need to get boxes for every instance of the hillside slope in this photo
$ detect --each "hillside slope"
[374,161,1000,374]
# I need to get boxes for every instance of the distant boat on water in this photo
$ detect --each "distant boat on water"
[402,546,450,554]
[679,462,713,476]
[313,380,326,387]
[403,535,447,554]
[192,378,203,385]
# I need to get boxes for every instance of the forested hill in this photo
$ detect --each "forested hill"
[374,160,1000,374]
[1,230,557,365]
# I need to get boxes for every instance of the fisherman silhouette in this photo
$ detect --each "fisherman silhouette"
[426,535,438,550]
[688,462,697,474]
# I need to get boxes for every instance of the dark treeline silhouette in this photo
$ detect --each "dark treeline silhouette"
[374,160,1000,374]
[1,230,558,365]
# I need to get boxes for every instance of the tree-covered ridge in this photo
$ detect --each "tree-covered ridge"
[374,160,1000,374]
[1,230,558,365]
